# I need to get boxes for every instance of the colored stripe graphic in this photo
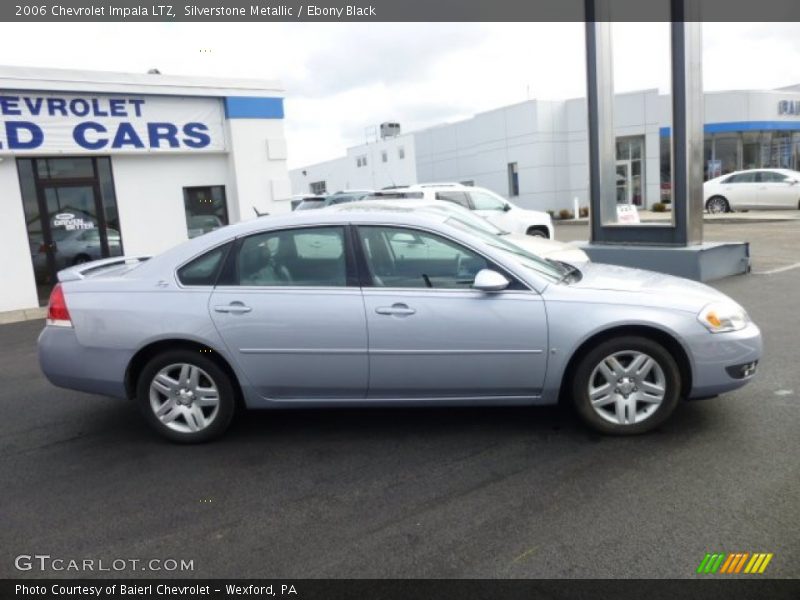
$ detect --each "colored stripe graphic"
[698,552,774,574]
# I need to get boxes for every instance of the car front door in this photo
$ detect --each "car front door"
[468,189,517,232]
[757,171,799,208]
[355,225,548,399]
[209,225,368,400]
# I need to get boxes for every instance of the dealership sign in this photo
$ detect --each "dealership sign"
[778,100,800,116]
[0,92,226,154]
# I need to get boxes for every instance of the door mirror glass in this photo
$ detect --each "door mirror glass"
[472,269,510,292]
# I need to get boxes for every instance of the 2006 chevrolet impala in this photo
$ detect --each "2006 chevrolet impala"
[38,208,762,442]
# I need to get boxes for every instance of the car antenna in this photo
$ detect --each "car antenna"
[253,207,269,217]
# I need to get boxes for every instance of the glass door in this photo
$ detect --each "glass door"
[616,160,632,204]
[18,157,123,304]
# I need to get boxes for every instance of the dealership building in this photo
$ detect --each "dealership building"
[290,85,800,212]
[0,65,292,315]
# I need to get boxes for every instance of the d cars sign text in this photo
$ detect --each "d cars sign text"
[0,92,226,154]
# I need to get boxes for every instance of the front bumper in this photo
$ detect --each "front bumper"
[686,321,763,399]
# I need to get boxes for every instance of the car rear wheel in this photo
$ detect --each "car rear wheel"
[706,196,730,214]
[571,336,681,435]
[136,350,236,443]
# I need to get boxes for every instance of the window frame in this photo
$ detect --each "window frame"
[351,224,528,292]
[216,224,360,289]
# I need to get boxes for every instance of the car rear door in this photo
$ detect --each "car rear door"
[354,224,548,399]
[209,225,368,400]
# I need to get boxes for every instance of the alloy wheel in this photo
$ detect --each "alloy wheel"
[707,197,727,214]
[587,350,666,426]
[149,363,220,433]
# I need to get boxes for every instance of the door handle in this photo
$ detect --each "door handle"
[375,303,416,316]
[214,303,252,314]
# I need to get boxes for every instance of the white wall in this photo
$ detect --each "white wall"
[0,159,39,312]
[290,133,416,194]
[111,154,231,257]
[226,118,292,218]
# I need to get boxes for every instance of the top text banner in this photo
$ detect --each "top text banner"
[5,0,800,22]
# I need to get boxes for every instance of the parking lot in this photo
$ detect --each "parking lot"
[1,219,798,579]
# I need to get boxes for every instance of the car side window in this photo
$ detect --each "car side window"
[236,226,347,287]
[726,173,756,184]
[759,171,786,183]
[435,191,470,207]
[358,226,489,289]
[470,190,507,210]
[178,243,231,286]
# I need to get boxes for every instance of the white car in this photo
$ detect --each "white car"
[328,199,588,264]
[375,183,554,238]
[703,168,800,213]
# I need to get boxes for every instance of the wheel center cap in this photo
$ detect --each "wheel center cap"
[176,389,193,405]
[618,378,635,396]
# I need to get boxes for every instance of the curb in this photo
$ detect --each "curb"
[0,307,46,325]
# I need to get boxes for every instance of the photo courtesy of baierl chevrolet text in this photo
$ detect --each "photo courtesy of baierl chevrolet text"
[0,1,798,600]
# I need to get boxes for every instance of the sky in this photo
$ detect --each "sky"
[1,22,799,168]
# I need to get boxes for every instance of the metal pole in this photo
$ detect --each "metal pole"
[670,1,704,245]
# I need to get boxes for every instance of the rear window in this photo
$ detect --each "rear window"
[295,199,326,210]
[178,243,230,286]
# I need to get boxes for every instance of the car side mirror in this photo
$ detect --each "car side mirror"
[503,203,512,212]
[472,269,510,292]
[788,179,799,186]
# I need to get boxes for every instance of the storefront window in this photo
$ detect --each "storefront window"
[184,186,229,238]
[660,134,672,203]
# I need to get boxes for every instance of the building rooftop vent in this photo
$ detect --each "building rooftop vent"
[380,122,401,139]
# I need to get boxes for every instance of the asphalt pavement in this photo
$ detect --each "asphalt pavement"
[1,221,798,579]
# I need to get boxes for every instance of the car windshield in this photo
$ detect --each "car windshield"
[444,216,567,282]
[295,199,326,210]
[420,204,506,235]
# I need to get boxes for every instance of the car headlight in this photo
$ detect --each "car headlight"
[697,302,749,333]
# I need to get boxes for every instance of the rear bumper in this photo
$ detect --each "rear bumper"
[686,322,763,399]
[38,325,129,399]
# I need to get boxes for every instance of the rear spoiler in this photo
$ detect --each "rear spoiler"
[57,256,151,282]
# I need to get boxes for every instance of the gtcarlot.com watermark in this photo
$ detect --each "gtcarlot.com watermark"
[14,554,194,573]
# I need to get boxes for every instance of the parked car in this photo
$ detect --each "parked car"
[32,227,122,279]
[703,168,800,213]
[294,190,374,211]
[327,199,589,264]
[39,209,761,443]
[371,183,554,238]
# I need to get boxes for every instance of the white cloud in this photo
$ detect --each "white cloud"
[0,22,798,167]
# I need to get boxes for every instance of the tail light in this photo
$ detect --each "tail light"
[46,284,72,327]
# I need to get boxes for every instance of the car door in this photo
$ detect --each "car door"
[355,225,548,399]
[723,172,758,209]
[757,171,799,209]
[468,189,516,231]
[209,225,368,400]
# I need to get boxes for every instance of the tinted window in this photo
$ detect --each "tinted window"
[358,226,489,289]
[295,199,326,211]
[435,191,470,207]
[724,173,756,184]
[758,171,788,183]
[470,190,508,210]
[178,244,230,286]
[236,227,346,287]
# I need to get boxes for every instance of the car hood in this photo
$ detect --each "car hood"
[507,234,589,263]
[558,262,733,312]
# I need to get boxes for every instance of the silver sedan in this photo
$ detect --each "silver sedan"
[38,209,762,442]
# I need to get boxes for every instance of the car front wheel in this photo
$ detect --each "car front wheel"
[136,350,236,443]
[571,336,681,435]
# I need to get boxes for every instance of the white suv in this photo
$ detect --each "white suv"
[376,183,554,238]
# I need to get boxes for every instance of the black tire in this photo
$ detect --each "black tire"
[527,227,549,238]
[571,336,681,435]
[136,349,236,443]
[705,196,730,214]
[72,254,91,265]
